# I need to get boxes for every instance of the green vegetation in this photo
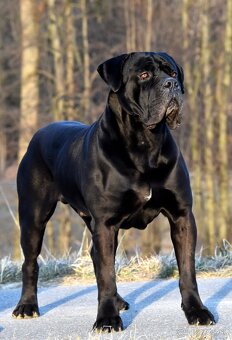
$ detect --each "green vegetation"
[1,240,232,285]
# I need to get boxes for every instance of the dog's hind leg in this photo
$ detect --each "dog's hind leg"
[12,157,58,319]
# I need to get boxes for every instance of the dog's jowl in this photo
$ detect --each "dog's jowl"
[12,52,215,331]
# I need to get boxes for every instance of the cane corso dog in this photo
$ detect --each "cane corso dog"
[13,52,215,331]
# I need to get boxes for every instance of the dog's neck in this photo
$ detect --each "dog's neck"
[107,91,167,143]
[98,92,173,172]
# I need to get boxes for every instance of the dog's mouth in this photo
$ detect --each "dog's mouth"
[145,96,183,131]
[146,123,157,130]
[165,98,182,129]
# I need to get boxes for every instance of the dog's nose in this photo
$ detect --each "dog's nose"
[163,78,179,90]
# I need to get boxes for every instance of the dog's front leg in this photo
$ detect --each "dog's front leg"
[169,209,215,325]
[91,223,123,332]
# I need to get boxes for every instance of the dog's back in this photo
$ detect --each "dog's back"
[20,121,89,175]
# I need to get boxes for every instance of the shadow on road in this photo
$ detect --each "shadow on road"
[0,326,4,332]
[40,285,97,315]
[122,280,178,329]
[0,289,21,313]
[2,277,232,329]
[204,278,232,322]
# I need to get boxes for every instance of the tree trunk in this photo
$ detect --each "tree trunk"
[145,0,153,51]
[18,0,39,162]
[217,0,231,241]
[78,226,90,256]
[47,0,65,121]
[59,205,72,254]
[81,0,91,122]
[124,0,131,52]
[47,221,55,255]
[65,0,75,120]
[13,226,21,260]
[182,0,203,236]
[0,132,6,176]
[201,1,215,253]
[130,0,136,51]
[0,21,6,176]
[124,0,136,52]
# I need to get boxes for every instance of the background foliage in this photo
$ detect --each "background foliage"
[0,0,231,258]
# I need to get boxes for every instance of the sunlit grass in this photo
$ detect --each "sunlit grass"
[0,240,232,285]
[187,329,232,340]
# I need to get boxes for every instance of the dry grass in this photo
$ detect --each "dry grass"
[0,239,232,285]
[187,330,214,340]
[187,330,232,340]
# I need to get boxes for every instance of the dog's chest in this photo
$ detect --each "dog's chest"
[144,187,152,201]
[130,182,152,204]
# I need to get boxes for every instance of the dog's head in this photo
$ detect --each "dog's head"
[97,52,184,130]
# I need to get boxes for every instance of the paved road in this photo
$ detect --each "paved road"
[1,278,232,339]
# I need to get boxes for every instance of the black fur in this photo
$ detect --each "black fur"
[12,52,215,331]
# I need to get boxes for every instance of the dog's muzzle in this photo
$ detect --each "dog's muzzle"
[165,98,182,128]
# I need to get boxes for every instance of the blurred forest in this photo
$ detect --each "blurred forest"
[0,0,231,259]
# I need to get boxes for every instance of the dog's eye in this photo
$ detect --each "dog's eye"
[139,71,150,80]
[171,71,177,78]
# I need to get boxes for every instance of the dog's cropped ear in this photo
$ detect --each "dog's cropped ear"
[97,54,129,92]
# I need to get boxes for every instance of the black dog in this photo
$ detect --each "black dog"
[13,52,215,331]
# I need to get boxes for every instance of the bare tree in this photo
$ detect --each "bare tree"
[182,0,203,232]
[217,0,232,241]
[18,0,39,162]
[124,0,136,52]
[47,0,65,120]
[145,0,153,51]
[201,0,215,252]
[81,0,91,121]
[65,0,76,120]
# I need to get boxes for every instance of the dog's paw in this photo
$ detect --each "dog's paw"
[183,306,215,325]
[117,294,129,311]
[12,303,40,319]
[93,315,123,333]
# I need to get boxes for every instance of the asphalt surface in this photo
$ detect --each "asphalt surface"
[1,278,232,339]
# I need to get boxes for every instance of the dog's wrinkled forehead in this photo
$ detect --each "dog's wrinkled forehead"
[123,52,178,81]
